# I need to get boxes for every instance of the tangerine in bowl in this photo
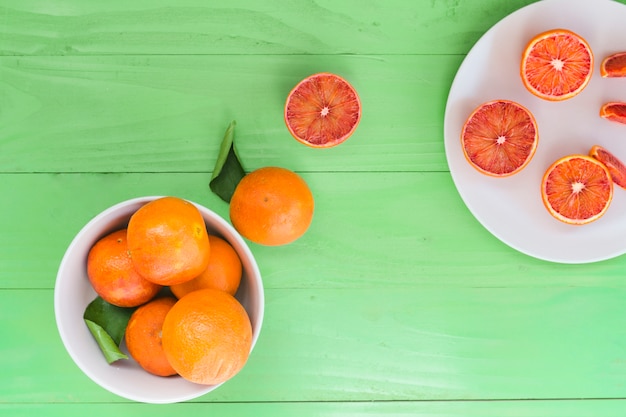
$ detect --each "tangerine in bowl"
[54,196,264,404]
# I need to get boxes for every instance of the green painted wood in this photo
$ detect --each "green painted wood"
[4,288,626,403]
[4,173,626,291]
[5,0,626,413]
[3,400,626,417]
[0,55,459,173]
[0,0,540,56]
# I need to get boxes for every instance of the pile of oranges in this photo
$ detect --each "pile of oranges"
[87,196,251,385]
[84,71,361,386]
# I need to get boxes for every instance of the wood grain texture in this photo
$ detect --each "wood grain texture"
[0,0,540,56]
[4,288,626,402]
[3,401,626,417]
[4,0,626,414]
[4,173,626,291]
[0,55,458,173]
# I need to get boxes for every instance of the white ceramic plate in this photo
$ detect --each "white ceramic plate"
[444,0,626,263]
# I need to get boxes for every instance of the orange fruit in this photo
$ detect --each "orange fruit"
[521,29,593,101]
[284,72,361,148]
[87,229,161,308]
[461,100,538,177]
[600,102,626,125]
[127,197,211,286]
[125,297,178,377]
[541,154,613,225]
[230,167,314,246]
[601,52,626,78]
[170,235,242,299]
[162,288,252,385]
[589,145,626,189]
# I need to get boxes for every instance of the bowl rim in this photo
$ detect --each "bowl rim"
[54,196,264,403]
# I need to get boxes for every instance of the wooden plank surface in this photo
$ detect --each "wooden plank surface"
[0,55,458,173]
[3,400,626,417]
[0,0,537,56]
[4,0,626,415]
[4,288,626,403]
[5,173,626,291]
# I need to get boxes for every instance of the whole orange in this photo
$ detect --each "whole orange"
[161,288,252,385]
[125,297,178,377]
[229,167,314,246]
[170,235,242,299]
[87,229,161,308]
[127,197,211,286]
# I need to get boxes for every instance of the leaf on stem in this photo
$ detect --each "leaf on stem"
[83,296,134,364]
[210,121,246,202]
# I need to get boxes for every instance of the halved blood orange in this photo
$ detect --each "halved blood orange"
[541,154,613,225]
[521,29,593,101]
[601,52,626,78]
[284,72,361,148]
[589,145,626,189]
[461,100,538,177]
[600,102,626,125]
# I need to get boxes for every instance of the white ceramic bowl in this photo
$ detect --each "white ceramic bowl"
[54,196,264,404]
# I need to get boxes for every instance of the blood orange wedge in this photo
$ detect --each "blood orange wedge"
[589,145,626,189]
[541,154,613,225]
[601,52,626,78]
[461,100,538,177]
[284,72,361,148]
[521,29,593,101]
[600,102,626,125]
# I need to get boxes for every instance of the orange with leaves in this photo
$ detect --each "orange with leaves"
[229,167,314,246]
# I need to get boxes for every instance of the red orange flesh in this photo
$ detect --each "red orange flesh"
[601,52,626,78]
[521,29,593,101]
[589,145,626,189]
[284,72,361,148]
[600,102,626,125]
[461,100,538,177]
[541,154,613,225]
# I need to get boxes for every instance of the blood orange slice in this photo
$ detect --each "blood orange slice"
[589,145,626,189]
[461,100,538,177]
[601,52,626,78]
[600,102,626,125]
[521,29,593,101]
[284,72,361,148]
[541,154,613,225]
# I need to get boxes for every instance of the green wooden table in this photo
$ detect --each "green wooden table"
[4,0,626,415]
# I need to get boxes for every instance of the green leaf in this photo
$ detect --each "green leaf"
[83,296,134,363]
[85,319,129,364]
[210,120,246,203]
